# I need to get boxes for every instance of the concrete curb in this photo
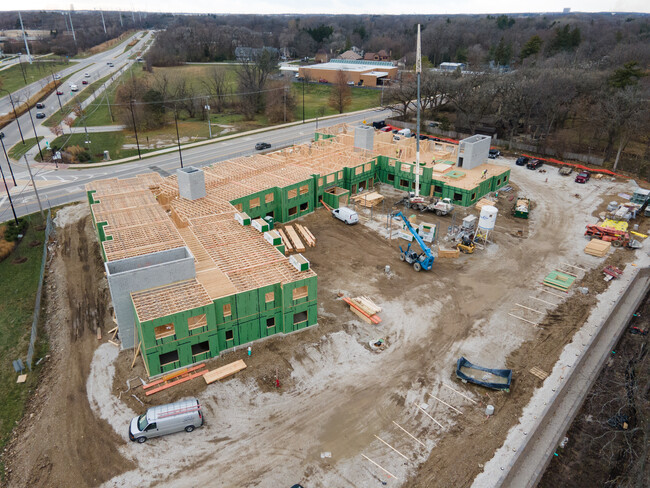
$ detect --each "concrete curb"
[496,267,650,487]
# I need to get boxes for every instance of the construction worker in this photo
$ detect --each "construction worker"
[481,169,488,179]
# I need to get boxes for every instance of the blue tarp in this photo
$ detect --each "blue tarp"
[456,356,512,391]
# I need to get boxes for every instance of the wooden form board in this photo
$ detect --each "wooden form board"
[204,359,247,384]
[343,297,381,324]
[350,296,381,315]
[529,367,549,380]
[284,225,306,252]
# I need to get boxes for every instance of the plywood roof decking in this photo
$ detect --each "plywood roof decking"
[226,260,317,292]
[103,220,185,262]
[432,163,510,190]
[196,269,238,299]
[131,279,214,323]
[93,204,169,230]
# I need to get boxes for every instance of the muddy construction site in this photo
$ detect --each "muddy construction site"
[4,159,650,488]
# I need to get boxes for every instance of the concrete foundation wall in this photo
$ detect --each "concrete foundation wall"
[105,247,196,349]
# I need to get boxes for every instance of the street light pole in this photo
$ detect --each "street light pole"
[174,109,183,168]
[129,99,141,160]
[0,161,18,224]
[0,132,17,186]
[51,70,63,110]
[0,89,25,144]
[24,103,44,162]
[302,78,305,123]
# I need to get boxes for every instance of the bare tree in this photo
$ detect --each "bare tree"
[265,81,296,123]
[202,67,229,113]
[328,70,352,114]
[237,49,279,120]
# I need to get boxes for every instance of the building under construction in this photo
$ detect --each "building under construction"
[86,125,510,377]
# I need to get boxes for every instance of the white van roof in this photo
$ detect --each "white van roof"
[147,398,199,423]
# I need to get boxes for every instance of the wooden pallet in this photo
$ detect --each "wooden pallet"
[143,364,208,396]
[529,367,549,380]
[204,359,247,384]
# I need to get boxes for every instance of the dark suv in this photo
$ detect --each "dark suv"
[372,120,386,130]
[255,142,271,150]
[515,156,529,166]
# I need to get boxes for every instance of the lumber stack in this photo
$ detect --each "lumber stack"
[277,228,293,255]
[350,191,384,207]
[204,359,247,385]
[476,198,497,210]
[283,225,306,252]
[343,296,382,324]
[584,239,610,257]
[295,224,316,247]
[143,364,208,396]
[438,248,460,259]
[543,270,576,292]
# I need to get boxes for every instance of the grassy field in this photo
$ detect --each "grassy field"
[293,83,380,120]
[44,71,119,128]
[0,213,48,475]
[8,137,43,161]
[46,131,152,163]
[0,61,71,94]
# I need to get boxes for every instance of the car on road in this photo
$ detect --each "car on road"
[70,84,79,91]
[82,80,89,85]
[575,171,591,183]
[318,78,328,83]
[36,102,45,109]
[515,156,529,166]
[56,90,64,95]
[107,62,114,67]
[255,142,271,150]
[84,72,90,78]
[53,74,61,80]
[526,159,543,170]
[489,148,501,159]
[35,112,46,119]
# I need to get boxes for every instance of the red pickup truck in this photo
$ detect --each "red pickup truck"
[575,171,591,183]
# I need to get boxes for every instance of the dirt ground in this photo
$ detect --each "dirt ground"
[3,160,649,488]
[538,291,650,487]
[3,206,135,487]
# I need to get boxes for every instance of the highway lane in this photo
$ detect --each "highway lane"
[0,31,151,149]
[0,108,391,221]
[0,32,149,118]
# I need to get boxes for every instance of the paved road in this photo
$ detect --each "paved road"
[0,108,391,222]
[0,30,151,167]
[0,32,150,119]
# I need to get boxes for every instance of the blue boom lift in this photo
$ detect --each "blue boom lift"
[392,211,434,272]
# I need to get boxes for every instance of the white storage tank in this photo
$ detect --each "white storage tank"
[478,205,498,230]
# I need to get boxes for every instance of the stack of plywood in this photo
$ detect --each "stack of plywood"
[204,360,247,385]
[438,248,460,259]
[476,198,497,210]
[585,239,611,257]
[351,191,384,207]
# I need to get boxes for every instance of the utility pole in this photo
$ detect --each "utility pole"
[25,103,44,162]
[51,70,63,110]
[0,133,17,186]
[0,161,18,224]
[204,102,212,138]
[17,57,27,84]
[302,78,305,123]
[0,89,25,144]
[119,11,123,27]
[129,100,141,159]
[105,90,114,122]
[132,11,135,23]
[18,12,32,64]
[414,24,422,198]
[69,10,77,44]
[174,109,183,168]
[63,12,70,32]
[100,10,107,34]
[23,155,44,220]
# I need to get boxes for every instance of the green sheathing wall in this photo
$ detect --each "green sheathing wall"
[314,133,336,142]
[492,170,511,191]
[315,170,346,208]
[231,187,281,221]
[87,190,98,205]
[135,302,219,376]
[321,188,350,209]
[281,275,318,333]
[280,179,314,222]
[344,159,378,194]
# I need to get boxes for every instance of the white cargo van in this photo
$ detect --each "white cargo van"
[397,128,412,137]
[70,84,79,92]
[332,206,359,225]
[129,398,203,443]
